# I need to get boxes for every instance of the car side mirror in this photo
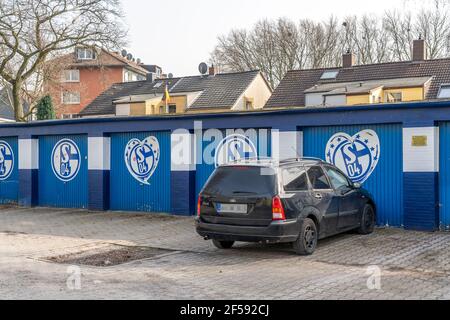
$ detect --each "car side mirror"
[353,182,361,189]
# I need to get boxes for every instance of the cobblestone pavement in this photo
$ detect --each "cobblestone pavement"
[1,206,450,299]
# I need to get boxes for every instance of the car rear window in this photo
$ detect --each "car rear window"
[203,166,277,196]
[282,166,309,191]
[307,166,331,190]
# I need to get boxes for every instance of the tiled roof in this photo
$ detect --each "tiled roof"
[79,78,180,115]
[79,70,263,115]
[50,49,148,75]
[173,70,260,109]
[265,58,450,108]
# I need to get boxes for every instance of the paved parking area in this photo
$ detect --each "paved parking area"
[1,206,450,299]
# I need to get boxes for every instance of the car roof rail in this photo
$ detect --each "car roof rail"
[279,157,326,164]
[226,156,276,165]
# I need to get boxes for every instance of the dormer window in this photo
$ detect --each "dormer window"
[320,70,339,80]
[438,84,450,99]
[77,48,95,60]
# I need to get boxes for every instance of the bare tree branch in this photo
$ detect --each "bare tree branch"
[0,0,128,121]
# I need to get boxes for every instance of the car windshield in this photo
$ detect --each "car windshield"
[202,166,277,196]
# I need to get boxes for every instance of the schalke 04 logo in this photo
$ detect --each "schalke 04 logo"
[214,134,258,167]
[325,129,380,184]
[0,140,14,180]
[125,136,160,185]
[51,139,81,182]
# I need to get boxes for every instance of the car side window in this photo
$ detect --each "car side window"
[282,166,309,192]
[306,166,331,190]
[325,167,351,190]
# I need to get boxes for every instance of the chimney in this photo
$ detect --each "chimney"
[343,50,356,68]
[209,65,216,76]
[412,38,427,61]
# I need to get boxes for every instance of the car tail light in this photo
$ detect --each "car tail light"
[272,196,285,221]
[197,195,202,217]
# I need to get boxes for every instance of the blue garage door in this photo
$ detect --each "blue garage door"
[439,122,450,230]
[0,137,18,204]
[110,131,171,212]
[303,124,403,227]
[38,135,88,208]
[195,128,271,197]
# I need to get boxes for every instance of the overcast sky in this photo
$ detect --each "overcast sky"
[122,0,428,76]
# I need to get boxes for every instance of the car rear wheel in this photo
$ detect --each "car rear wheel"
[357,204,375,235]
[212,239,234,249]
[292,218,317,255]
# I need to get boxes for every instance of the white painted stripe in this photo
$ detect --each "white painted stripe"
[19,139,39,169]
[271,130,302,161]
[403,127,439,172]
[88,137,110,170]
[171,130,196,171]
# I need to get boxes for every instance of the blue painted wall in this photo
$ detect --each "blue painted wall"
[38,135,88,208]
[1,101,450,231]
[404,172,438,231]
[109,131,171,213]
[439,122,450,230]
[303,124,403,227]
[0,137,18,204]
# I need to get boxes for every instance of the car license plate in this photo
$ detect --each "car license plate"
[216,203,248,214]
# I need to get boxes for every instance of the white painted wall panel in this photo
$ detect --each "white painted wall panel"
[403,127,438,172]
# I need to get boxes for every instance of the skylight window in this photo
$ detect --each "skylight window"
[438,84,450,99]
[320,70,339,80]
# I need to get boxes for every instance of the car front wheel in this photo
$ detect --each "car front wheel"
[212,239,234,249]
[292,218,318,255]
[357,204,375,235]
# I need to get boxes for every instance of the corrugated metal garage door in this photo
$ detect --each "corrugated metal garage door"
[110,131,171,212]
[439,122,450,230]
[38,135,88,208]
[195,128,271,197]
[303,124,403,227]
[0,137,18,204]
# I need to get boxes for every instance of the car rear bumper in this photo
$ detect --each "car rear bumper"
[195,218,300,243]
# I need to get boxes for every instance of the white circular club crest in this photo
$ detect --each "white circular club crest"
[0,140,14,180]
[214,134,258,167]
[325,129,380,184]
[51,139,81,182]
[124,136,160,185]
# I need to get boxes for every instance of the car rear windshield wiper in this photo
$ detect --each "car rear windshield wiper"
[232,191,257,194]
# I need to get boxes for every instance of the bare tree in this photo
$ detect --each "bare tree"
[0,0,127,121]
[211,1,450,87]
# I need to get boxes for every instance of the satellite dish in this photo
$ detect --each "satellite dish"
[198,62,208,75]
[121,49,127,57]
[126,53,133,60]
[136,58,141,64]
[168,73,173,79]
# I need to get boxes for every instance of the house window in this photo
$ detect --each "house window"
[124,70,142,82]
[61,69,80,82]
[438,84,450,99]
[62,91,80,104]
[385,92,402,103]
[77,48,95,60]
[159,105,164,114]
[168,104,177,114]
[320,70,339,80]
[245,100,253,110]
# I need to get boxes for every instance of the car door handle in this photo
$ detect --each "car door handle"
[314,193,323,200]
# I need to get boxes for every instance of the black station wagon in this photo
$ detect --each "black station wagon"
[195,158,376,255]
